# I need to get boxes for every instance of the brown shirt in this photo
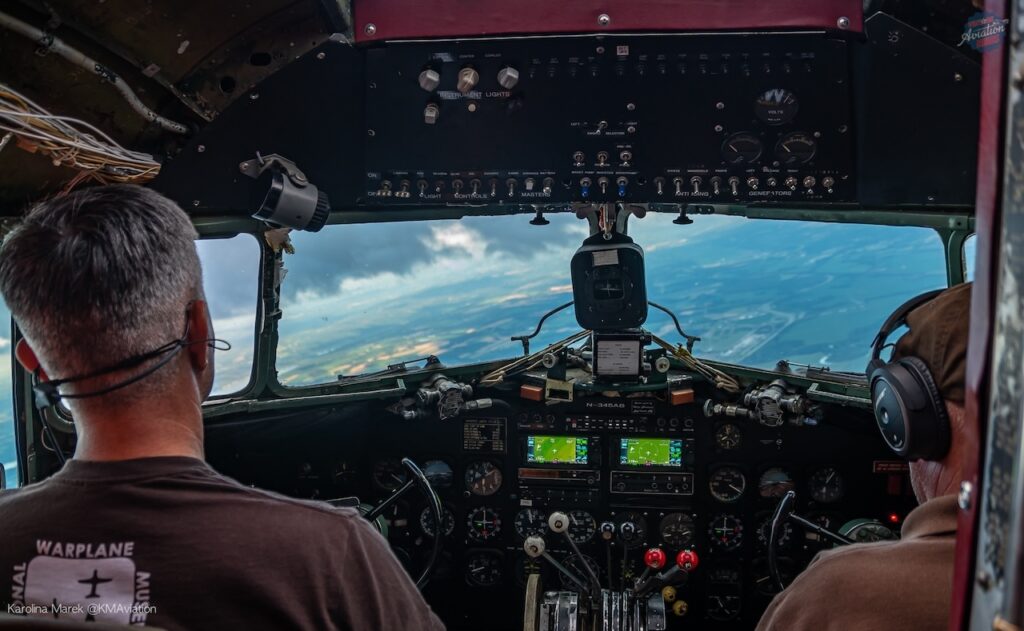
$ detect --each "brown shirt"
[756,494,959,631]
[0,457,445,630]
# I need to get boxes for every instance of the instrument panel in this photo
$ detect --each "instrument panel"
[208,378,916,630]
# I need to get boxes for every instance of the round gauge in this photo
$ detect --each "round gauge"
[709,466,747,503]
[754,88,799,125]
[840,519,897,543]
[659,513,696,549]
[464,461,503,496]
[422,459,454,488]
[420,505,455,538]
[707,592,743,621]
[721,132,763,165]
[805,511,843,549]
[514,508,548,540]
[466,507,502,541]
[715,424,742,450]
[752,557,796,596]
[568,510,597,544]
[756,515,794,549]
[775,131,817,166]
[561,554,602,589]
[708,513,744,551]
[808,466,845,503]
[613,512,649,549]
[758,467,795,499]
[372,459,408,492]
[465,551,503,587]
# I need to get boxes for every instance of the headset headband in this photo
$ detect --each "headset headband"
[869,289,946,362]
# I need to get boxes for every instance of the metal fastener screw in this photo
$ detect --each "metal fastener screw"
[249,92,259,100]
[317,52,326,60]
[954,72,963,82]
[976,570,992,590]
[598,14,611,26]
[364,23,377,36]
[837,16,850,29]
[626,102,635,111]
[196,145,205,153]
[715,101,725,110]
[192,200,200,207]
[714,124,723,132]
[958,481,973,510]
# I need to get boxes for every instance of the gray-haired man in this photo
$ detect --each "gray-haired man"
[0,185,444,630]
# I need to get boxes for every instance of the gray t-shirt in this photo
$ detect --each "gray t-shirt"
[0,456,445,630]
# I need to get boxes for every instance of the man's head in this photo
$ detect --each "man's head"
[890,282,973,502]
[0,185,215,411]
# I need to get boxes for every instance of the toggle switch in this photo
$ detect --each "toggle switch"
[672,177,684,196]
[452,179,464,194]
[785,176,798,190]
[654,177,666,196]
[596,151,609,166]
[470,179,481,195]
[597,176,609,195]
[802,175,817,189]
[525,177,535,192]
[423,103,440,125]
[710,176,722,195]
[822,176,835,192]
[542,177,554,195]
[417,179,428,196]
[616,176,628,198]
[690,176,702,194]
[506,178,517,197]
[489,178,499,197]
[728,176,740,196]
[580,177,592,198]
[396,180,411,198]
[746,176,759,191]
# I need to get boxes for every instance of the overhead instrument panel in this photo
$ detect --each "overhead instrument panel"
[363,34,856,205]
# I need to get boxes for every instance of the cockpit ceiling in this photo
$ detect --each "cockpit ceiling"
[0,0,348,208]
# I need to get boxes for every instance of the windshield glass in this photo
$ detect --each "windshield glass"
[276,214,947,386]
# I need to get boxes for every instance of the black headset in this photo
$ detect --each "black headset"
[866,289,952,461]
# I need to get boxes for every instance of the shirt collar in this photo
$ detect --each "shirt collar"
[901,494,959,539]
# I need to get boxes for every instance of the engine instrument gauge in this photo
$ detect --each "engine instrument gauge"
[465,551,503,587]
[756,514,794,549]
[752,557,796,596]
[659,513,696,549]
[708,513,744,551]
[513,508,547,539]
[613,511,649,549]
[709,466,747,503]
[840,519,897,543]
[714,424,742,450]
[775,131,817,166]
[706,593,742,621]
[372,459,409,492]
[464,461,503,496]
[808,466,845,503]
[754,88,799,125]
[721,132,763,164]
[804,511,843,549]
[568,510,597,544]
[466,507,502,541]
[758,467,795,498]
[420,505,455,538]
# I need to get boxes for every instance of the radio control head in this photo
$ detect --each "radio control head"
[548,511,570,534]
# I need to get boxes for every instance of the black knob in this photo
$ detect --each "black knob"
[530,209,550,225]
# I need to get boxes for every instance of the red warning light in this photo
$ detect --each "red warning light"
[887,512,901,524]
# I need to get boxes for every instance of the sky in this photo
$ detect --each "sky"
[0,212,964,486]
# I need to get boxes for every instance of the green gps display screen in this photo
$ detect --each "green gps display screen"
[526,435,589,465]
[618,438,683,467]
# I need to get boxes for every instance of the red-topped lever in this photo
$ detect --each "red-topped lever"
[677,549,700,572]
[644,547,667,570]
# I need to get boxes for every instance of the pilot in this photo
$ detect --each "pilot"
[757,282,972,630]
[0,186,445,630]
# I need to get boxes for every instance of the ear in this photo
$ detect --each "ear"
[186,300,212,372]
[15,339,47,380]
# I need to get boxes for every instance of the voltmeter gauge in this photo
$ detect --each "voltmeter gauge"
[808,466,845,503]
[754,89,799,125]
[775,131,817,165]
[420,505,455,538]
[715,424,742,450]
[514,508,547,539]
[721,132,763,164]
[568,510,597,544]
[466,507,502,541]
[758,467,795,498]
[465,461,503,496]
[465,551,503,587]
[659,513,696,549]
[709,466,747,503]
[708,513,744,551]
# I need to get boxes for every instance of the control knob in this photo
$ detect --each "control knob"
[497,66,520,89]
[599,521,616,541]
[423,103,440,125]
[676,549,700,571]
[644,548,667,570]
[784,176,798,191]
[457,67,479,94]
[418,68,440,92]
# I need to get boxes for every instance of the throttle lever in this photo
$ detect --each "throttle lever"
[549,511,602,601]
[523,536,590,595]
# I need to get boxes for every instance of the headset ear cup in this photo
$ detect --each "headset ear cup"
[898,357,951,461]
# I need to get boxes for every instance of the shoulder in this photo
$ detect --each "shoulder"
[203,469,365,524]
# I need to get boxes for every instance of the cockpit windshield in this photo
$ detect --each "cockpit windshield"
[273,213,947,387]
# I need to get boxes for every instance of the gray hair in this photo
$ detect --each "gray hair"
[0,185,202,383]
